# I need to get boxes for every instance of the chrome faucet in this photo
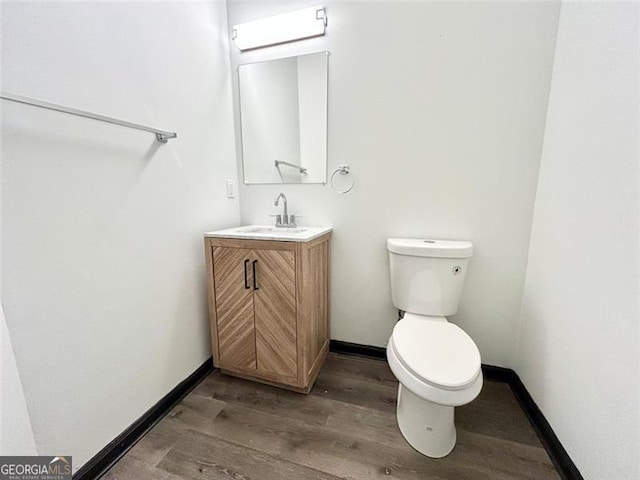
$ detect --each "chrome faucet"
[273,192,296,228]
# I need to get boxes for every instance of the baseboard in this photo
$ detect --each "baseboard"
[329,339,386,359]
[481,363,517,383]
[330,339,583,480]
[73,357,214,480]
[508,373,584,480]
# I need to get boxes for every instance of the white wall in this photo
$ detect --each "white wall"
[515,2,639,479]
[1,2,239,471]
[228,1,560,366]
[1,305,38,456]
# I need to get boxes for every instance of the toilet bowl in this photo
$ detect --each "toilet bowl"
[386,237,480,458]
[386,313,482,458]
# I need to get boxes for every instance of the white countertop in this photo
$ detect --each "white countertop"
[204,225,333,243]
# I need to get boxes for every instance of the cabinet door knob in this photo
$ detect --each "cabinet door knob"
[243,259,250,289]
[252,259,259,290]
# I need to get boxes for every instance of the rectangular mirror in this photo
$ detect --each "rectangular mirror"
[238,51,328,184]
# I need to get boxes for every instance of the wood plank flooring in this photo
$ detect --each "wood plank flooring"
[103,353,560,480]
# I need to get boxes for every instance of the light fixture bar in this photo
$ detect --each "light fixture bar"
[232,6,327,51]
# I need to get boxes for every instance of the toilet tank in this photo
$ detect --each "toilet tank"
[388,238,473,316]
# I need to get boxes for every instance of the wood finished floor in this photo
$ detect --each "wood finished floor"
[103,353,560,480]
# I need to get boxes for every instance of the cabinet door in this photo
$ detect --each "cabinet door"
[212,246,256,370]
[253,248,297,379]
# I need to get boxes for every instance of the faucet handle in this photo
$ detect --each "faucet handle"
[269,214,282,226]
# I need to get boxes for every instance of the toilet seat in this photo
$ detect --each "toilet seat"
[387,313,483,407]
[391,313,481,390]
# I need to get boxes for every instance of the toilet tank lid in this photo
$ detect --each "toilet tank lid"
[387,238,473,258]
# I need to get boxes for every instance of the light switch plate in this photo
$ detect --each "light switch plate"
[226,180,235,198]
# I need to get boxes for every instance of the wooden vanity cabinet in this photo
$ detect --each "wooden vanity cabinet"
[204,234,330,393]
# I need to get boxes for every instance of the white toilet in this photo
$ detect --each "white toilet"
[386,238,482,458]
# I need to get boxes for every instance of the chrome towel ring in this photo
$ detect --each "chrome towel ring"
[330,164,355,194]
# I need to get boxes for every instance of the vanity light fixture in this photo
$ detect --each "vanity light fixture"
[232,6,327,51]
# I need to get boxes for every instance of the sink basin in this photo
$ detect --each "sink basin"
[204,225,332,243]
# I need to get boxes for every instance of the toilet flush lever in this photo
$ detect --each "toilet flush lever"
[452,266,462,275]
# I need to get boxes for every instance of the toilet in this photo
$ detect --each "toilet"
[386,238,482,458]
